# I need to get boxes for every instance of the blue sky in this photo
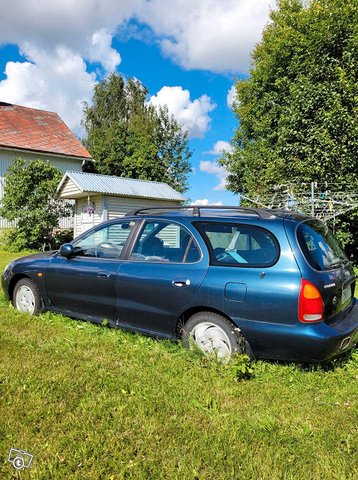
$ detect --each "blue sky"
[0,0,274,205]
[112,35,240,204]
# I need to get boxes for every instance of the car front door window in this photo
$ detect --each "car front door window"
[73,221,136,259]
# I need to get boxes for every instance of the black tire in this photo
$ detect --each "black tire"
[182,311,246,360]
[13,278,41,315]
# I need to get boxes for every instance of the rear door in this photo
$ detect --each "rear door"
[291,219,356,323]
[194,220,301,325]
[115,219,208,336]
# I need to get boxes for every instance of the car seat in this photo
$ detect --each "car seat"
[141,236,164,257]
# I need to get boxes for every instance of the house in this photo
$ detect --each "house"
[0,102,92,227]
[57,171,184,237]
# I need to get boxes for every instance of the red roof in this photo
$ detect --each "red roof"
[0,102,92,159]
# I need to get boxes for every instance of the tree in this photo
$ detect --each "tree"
[0,158,73,251]
[221,0,358,259]
[82,74,192,193]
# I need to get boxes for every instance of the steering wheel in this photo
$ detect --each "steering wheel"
[95,242,122,258]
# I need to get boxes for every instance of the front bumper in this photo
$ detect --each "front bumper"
[1,270,12,301]
[235,299,358,362]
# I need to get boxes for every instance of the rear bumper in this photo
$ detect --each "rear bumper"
[234,299,358,362]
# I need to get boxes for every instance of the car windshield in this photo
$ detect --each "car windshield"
[297,220,348,271]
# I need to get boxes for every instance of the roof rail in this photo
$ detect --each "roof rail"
[125,205,276,220]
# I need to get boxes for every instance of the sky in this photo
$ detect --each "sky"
[0,0,275,205]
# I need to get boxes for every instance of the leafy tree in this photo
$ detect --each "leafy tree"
[221,0,358,259]
[0,158,73,251]
[155,105,192,192]
[82,74,192,193]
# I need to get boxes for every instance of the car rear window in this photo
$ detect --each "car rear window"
[195,222,279,267]
[296,220,348,271]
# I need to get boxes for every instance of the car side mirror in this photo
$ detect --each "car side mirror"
[59,243,75,258]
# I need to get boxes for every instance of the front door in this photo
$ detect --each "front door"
[45,220,136,321]
[115,220,208,336]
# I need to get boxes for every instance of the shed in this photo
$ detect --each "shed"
[57,171,185,237]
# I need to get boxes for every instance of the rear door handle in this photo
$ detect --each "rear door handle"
[97,272,111,278]
[172,279,191,287]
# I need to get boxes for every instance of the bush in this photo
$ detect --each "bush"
[51,229,74,250]
[0,158,73,251]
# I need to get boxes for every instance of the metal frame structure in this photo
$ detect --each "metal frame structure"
[241,182,358,223]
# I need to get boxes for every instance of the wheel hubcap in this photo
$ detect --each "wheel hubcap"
[15,285,35,314]
[191,322,232,359]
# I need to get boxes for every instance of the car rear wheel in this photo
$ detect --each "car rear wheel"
[182,312,246,361]
[13,278,41,315]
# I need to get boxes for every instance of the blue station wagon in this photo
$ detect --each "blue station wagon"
[2,206,358,362]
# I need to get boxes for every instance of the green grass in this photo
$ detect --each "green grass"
[0,251,357,479]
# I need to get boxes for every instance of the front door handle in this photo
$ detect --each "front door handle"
[172,279,191,287]
[97,272,111,278]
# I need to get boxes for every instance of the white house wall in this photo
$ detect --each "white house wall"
[74,195,104,238]
[107,196,181,219]
[60,178,82,198]
[0,148,83,228]
[73,196,182,239]
[0,148,83,178]
[107,196,181,247]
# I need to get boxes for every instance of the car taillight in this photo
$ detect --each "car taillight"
[298,279,324,323]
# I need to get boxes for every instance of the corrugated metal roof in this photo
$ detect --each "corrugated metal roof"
[57,171,185,201]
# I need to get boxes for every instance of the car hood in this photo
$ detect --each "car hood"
[8,251,58,272]
[13,251,57,263]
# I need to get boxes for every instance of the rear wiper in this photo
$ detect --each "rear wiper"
[328,260,346,269]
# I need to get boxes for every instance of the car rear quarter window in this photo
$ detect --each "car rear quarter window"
[195,222,279,267]
[296,220,348,271]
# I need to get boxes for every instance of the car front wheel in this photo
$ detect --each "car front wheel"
[182,311,246,361]
[13,278,41,315]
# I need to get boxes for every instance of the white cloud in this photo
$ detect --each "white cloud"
[0,0,274,132]
[0,1,273,74]
[0,47,95,133]
[192,199,223,206]
[87,29,121,72]
[0,0,136,70]
[149,86,216,138]
[227,84,239,108]
[0,1,135,131]
[200,160,228,191]
[137,0,274,73]
[208,140,234,155]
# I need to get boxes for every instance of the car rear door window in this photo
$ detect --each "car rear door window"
[130,221,201,263]
[195,222,279,267]
[296,220,348,271]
